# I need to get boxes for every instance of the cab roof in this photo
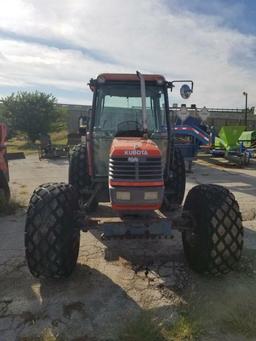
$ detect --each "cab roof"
[97,73,166,83]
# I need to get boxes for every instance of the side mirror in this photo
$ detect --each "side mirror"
[79,116,88,136]
[180,84,192,99]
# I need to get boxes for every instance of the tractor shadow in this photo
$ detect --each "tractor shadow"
[87,199,256,296]
[0,262,140,340]
[37,264,142,340]
[88,203,190,294]
[101,237,190,293]
[1,214,256,340]
[3,263,180,340]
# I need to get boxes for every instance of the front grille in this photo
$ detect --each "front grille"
[109,157,163,181]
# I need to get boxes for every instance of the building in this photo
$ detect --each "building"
[62,102,256,134]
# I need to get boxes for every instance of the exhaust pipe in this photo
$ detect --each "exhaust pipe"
[136,71,148,134]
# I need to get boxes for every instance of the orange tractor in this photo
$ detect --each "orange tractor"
[0,123,10,202]
[25,72,243,279]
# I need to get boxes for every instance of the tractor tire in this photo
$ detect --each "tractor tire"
[69,144,91,195]
[162,148,186,210]
[182,184,243,275]
[69,144,98,211]
[25,183,80,279]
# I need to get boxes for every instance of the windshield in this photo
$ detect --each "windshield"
[94,84,166,134]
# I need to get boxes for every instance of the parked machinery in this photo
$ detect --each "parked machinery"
[211,126,251,166]
[239,130,256,158]
[174,125,210,171]
[38,133,69,160]
[25,72,243,279]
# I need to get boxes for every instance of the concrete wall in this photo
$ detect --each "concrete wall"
[60,103,256,134]
[57,104,90,134]
[172,107,256,132]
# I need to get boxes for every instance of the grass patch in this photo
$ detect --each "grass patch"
[50,130,67,145]
[235,249,256,277]
[118,251,256,341]
[222,299,256,338]
[0,196,25,216]
[164,313,202,341]
[119,311,203,341]
[8,137,39,155]
[119,313,164,341]
[20,328,59,341]
[7,129,68,155]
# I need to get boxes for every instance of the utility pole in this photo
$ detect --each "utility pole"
[243,91,248,130]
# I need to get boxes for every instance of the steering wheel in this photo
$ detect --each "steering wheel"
[117,120,143,132]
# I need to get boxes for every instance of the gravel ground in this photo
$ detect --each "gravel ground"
[0,155,255,340]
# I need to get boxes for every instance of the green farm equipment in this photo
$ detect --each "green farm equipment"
[212,126,251,166]
[239,131,256,157]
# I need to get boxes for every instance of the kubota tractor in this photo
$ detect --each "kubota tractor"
[0,123,10,203]
[25,72,243,278]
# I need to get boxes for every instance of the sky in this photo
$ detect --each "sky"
[0,0,255,108]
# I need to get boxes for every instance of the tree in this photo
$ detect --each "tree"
[1,91,58,142]
[51,105,70,132]
[0,102,15,137]
[0,104,5,123]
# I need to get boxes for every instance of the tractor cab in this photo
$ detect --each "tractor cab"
[91,74,167,136]
[74,72,193,212]
[87,73,193,181]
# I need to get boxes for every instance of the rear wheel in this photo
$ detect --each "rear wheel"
[25,183,80,279]
[69,144,90,194]
[162,148,186,210]
[69,144,98,211]
[182,184,243,275]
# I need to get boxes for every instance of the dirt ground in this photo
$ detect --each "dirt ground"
[0,155,256,340]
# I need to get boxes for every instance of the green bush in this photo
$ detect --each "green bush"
[1,91,58,142]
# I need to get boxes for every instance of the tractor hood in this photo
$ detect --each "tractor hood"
[110,137,161,158]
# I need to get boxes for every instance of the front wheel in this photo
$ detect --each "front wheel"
[25,183,80,279]
[182,184,243,275]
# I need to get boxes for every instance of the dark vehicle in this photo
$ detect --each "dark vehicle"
[0,123,10,202]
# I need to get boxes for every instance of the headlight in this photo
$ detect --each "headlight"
[144,192,158,200]
[116,191,131,200]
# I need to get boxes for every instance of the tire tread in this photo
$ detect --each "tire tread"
[25,182,79,279]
